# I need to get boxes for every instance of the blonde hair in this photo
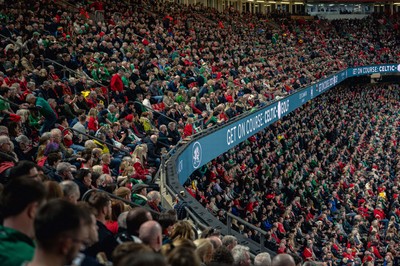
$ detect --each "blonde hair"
[16,109,30,123]
[88,108,98,117]
[194,239,213,263]
[92,165,103,175]
[170,221,195,241]
[131,144,147,165]
[122,165,135,177]
[119,160,132,174]
[161,238,196,257]
[85,140,96,149]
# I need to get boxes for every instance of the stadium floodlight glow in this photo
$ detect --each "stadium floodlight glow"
[294,2,304,5]
[281,1,290,4]
[268,0,276,3]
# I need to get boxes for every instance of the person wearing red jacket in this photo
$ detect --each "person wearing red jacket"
[110,70,124,93]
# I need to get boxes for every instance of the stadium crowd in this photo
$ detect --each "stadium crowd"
[0,0,399,265]
[189,83,400,265]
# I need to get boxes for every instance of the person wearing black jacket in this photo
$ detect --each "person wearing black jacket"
[144,135,161,167]
[85,192,118,261]
[167,122,181,145]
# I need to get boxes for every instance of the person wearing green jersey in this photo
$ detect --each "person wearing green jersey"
[26,94,57,135]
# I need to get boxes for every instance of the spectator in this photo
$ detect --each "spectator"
[139,220,163,252]
[86,191,118,260]
[222,235,238,251]
[0,177,46,265]
[112,243,152,266]
[42,152,61,181]
[254,252,272,266]
[106,200,125,235]
[167,121,180,145]
[60,180,80,204]
[158,210,178,244]
[145,135,161,167]
[8,160,40,182]
[168,243,202,265]
[43,180,63,200]
[25,94,56,135]
[271,254,296,266]
[131,183,149,206]
[54,162,73,182]
[74,168,93,200]
[117,207,152,244]
[194,238,214,266]
[27,199,86,266]
[116,252,167,266]
[147,190,163,212]
[14,135,35,161]
[231,245,251,266]
[210,245,235,265]
[75,202,102,266]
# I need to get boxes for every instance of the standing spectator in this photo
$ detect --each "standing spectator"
[26,94,57,135]
[0,177,46,266]
[110,70,124,93]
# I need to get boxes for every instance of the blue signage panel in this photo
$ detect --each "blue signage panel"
[175,64,400,184]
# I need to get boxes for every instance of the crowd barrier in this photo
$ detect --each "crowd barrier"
[161,63,400,255]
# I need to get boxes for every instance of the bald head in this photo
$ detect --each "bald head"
[208,235,222,249]
[272,254,295,266]
[139,220,162,251]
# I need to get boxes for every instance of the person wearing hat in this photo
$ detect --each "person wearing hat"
[131,183,149,207]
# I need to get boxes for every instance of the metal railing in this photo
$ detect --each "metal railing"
[81,188,162,219]
[133,101,177,124]
[43,58,109,105]
[62,127,130,155]
[0,33,23,60]
[226,212,269,253]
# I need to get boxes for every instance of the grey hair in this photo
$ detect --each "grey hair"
[0,135,10,145]
[56,162,71,174]
[231,245,250,266]
[60,180,80,198]
[118,211,129,230]
[254,252,271,266]
[147,190,161,201]
[222,235,237,248]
